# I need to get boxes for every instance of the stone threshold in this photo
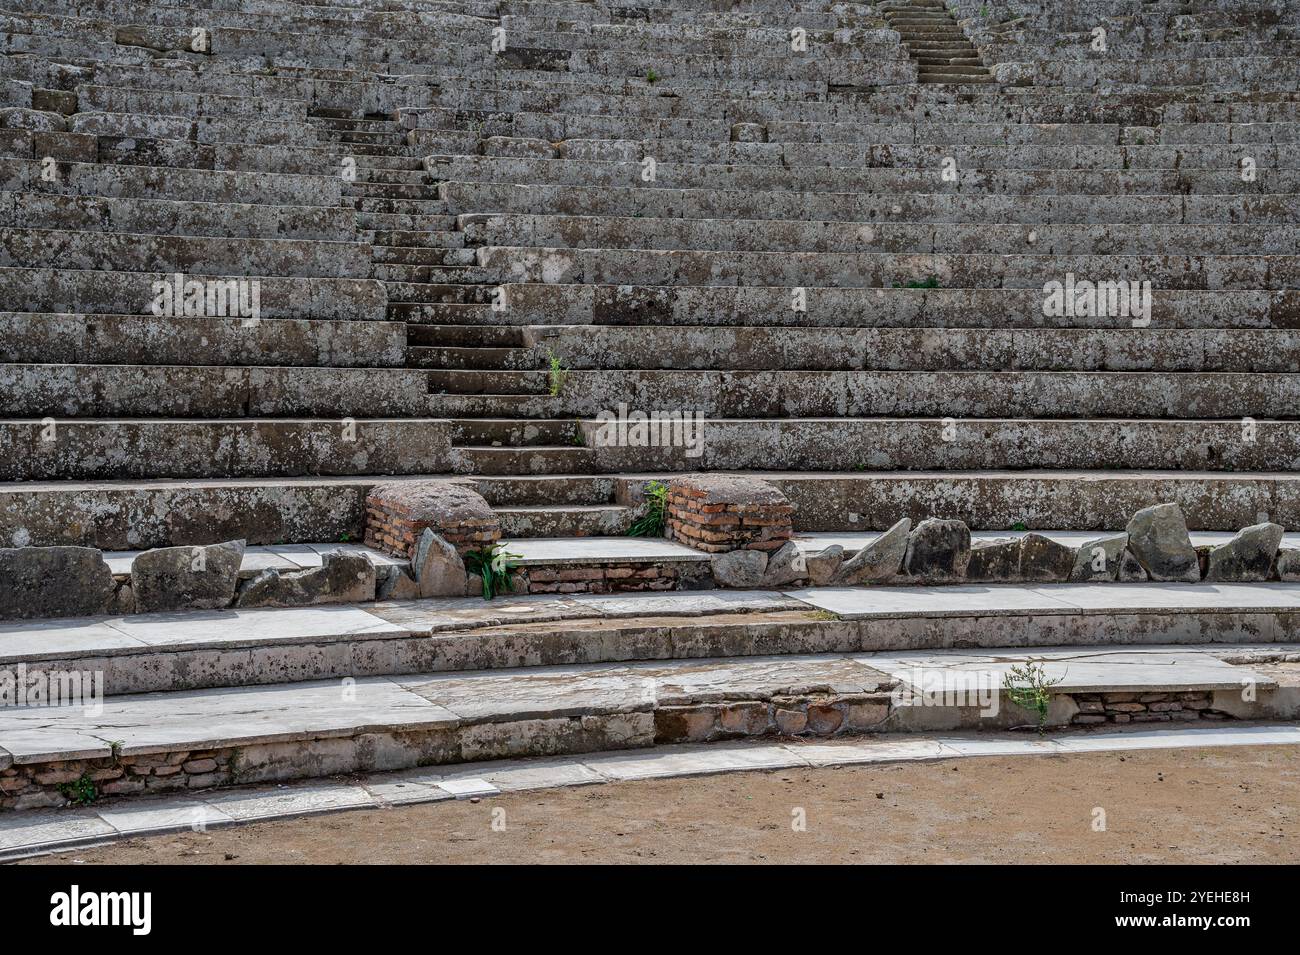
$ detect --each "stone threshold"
[0,644,1291,811]
[5,586,1300,698]
[5,722,1299,862]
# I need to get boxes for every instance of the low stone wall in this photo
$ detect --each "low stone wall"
[656,692,893,743]
[1069,692,1233,725]
[523,560,706,595]
[364,481,500,559]
[665,474,794,555]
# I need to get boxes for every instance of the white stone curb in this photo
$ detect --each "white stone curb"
[3,723,1298,862]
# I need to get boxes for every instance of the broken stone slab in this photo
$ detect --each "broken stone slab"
[760,540,806,587]
[902,518,971,582]
[804,544,843,586]
[0,546,115,619]
[1117,548,1150,582]
[1205,522,1284,582]
[966,538,1020,582]
[1017,533,1076,582]
[236,551,376,609]
[1125,503,1201,582]
[831,518,910,585]
[1069,534,1127,582]
[411,528,468,597]
[1277,549,1300,582]
[131,540,245,613]
[711,549,768,588]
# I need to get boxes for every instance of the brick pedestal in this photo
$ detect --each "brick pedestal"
[665,474,794,554]
[364,481,500,559]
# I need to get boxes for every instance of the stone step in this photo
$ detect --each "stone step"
[461,214,1300,255]
[0,419,453,480]
[0,267,387,321]
[432,155,1300,194]
[407,324,527,347]
[0,227,371,279]
[0,631,1289,808]
[571,417,1300,473]
[473,284,1300,330]
[409,345,532,370]
[0,313,406,368]
[496,502,637,537]
[0,363,431,417]
[7,468,1300,551]
[431,369,1300,419]
[505,326,1300,373]
[1,191,357,242]
[449,418,580,446]
[476,246,1298,290]
[451,445,598,475]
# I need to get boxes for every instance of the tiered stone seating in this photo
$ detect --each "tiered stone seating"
[1,0,1298,549]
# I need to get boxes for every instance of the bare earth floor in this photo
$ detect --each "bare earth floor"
[21,746,1300,865]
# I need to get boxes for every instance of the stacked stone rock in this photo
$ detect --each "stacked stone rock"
[0,0,1297,558]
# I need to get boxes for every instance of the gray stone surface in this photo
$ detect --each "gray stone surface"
[711,549,768,588]
[832,518,909,585]
[967,539,1021,582]
[1206,523,1285,582]
[804,545,843,586]
[0,546,114,619]
[1070,534,1128,582]
[902,518,971,582]
[235,551,376,608]
[1126,504,1201,583]
[132,540,245,613]
[411,529,467,598]
[760,540,806,587]
[1018,533,1077,582]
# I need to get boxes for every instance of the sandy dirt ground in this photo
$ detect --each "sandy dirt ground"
[21,745,1299,865]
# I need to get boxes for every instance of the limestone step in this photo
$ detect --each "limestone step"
[475,246,1299,290]
[451,445,597,476]
[430,369,1300,419]
[0,267,387,322]
[0,630,1291,808]
[461,214,1300,255]
[6,468,1300,551]
[572,417,1300,473]
[442,182,1299,224]
[0,364,431,417]
[468,284,1300,330]
[513,326,1300,373]
[496,502,637,537]
[450,418,581,446]
[0,419,453,480]
[0,313,406,368]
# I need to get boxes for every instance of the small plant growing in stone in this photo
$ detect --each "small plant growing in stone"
[546,348,569,397]
[809,609,842,621]
[109,740,124,765]
[464,541,522,600]
[645,68,660,85]
[1010,520,1028,531]
[1003,662,1064,734]
[58,772,98,806]
[627,480,669,537]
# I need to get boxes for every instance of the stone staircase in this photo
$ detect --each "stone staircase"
[883,0,995,83]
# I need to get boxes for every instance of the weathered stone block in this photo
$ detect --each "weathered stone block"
[1125,503,1200,582]
[0,546,114,619]
[1206,522,1284,582]
[903,518,971,582]
[832,518,910,585]
[364,481,499,559]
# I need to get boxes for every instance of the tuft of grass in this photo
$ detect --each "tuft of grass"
[463,542,522,600]
[645,68,660,85]
[1010,520,1028,532]
[58,773,98,806]
[809,609,843,621]
[1003,661,1064,734]
[546,348,569,397]
[627,480,669,537]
